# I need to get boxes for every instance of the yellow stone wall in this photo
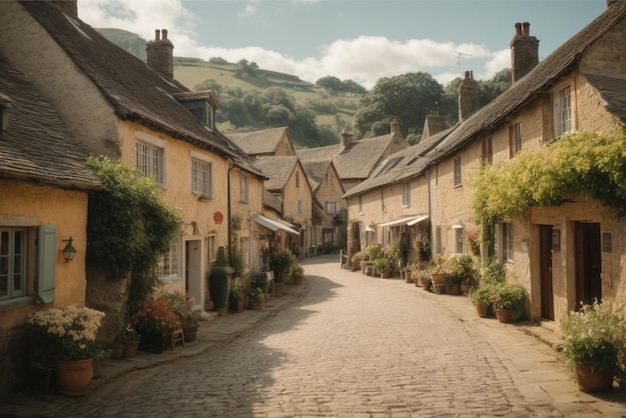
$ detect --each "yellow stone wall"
[0,181,89,328]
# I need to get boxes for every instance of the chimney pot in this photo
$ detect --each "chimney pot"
[522,22,530,36]
[146,28,174,79]
[515,22,522,36]
[464,70,470,79]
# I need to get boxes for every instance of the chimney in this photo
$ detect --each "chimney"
[510,22,539,83]
[146,29,174,79]
[390,118,401,135]
[458,71,480,121]
[54,1,78,18]
[340,129,353,146]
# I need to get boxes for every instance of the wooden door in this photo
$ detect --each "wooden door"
[539,225,554,320]
[575,222,602,309]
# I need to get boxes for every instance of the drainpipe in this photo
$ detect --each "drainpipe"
[228,163,235,265]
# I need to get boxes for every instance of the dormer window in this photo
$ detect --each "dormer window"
[173,91,218,130]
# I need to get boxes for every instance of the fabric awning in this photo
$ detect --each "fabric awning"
[377,215,429,228]
[365,225,375,232]
[252,214,300,235]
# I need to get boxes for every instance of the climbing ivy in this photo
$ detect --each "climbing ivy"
[471,131,626,225]
[87,156,182,281]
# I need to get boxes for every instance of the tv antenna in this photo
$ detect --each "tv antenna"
[455,51,472,74]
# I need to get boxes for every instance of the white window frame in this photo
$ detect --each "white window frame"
[190,151,213,199]
[512,122,522,156]
[240,175,249,203]
[325,201,336,215]
[207,234,216,263]
[402,182,410,206]
[298,200,303,214]
[482,137,493,164]
[136,142,165,185]
[157,241,181,281]
[554,84,573,136]
[0,227,27,301]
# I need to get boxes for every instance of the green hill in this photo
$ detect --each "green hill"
[96,28,362,143]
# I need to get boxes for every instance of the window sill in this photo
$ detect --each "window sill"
[0,296,35,312]
[161,275,183,285]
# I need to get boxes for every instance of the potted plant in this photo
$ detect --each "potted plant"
[248,287,265,310]
[417,270,431,291]
[428,255,449,293]
[230,286,246,313]
[561,300,626,392]
[292,264,304,285]
[24,306,108,395]
[490,282,526,323]
[351,251,364,271]
[209,246,233,312]
[132,297,181,353]
[447,255,476,295]
[373,257,391,278]
[415,234,432,263]
[121,323,141,358]
[270,250,296,294]
[164,292,202,342]
[469,284,496,317]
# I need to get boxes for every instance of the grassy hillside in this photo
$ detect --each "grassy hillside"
[97,28,362,141]
[173,57,361,134]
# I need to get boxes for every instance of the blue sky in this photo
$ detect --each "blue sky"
[79,0,607,89]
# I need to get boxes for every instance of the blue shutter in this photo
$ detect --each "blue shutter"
[36,225,56,304]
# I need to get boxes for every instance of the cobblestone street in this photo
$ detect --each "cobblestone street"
[5,254,626,417]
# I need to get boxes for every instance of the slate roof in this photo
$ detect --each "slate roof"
[300,160,330,192]
[20,1,261,177]
[297,132,406,181]
[0,54,102,190]
[428,1,626,162]
[253,156,299,192]
[344,128,450,198]
[583,68,626,126]
[228,127,290,156]
[262,188,282,215]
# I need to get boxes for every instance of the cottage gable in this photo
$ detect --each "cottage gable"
[228,127,296,157]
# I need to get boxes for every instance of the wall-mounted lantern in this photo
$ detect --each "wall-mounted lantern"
[62,237,77,262]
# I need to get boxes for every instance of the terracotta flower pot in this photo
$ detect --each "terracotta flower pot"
[55,358,93,396]
[274,282,284,297]
[121,339,140,358]
[495,309,513,323]
[474,304,489,318]
[575,363,615,393]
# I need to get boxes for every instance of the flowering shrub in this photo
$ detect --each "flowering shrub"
[25,306,107,367]
[132,297,180,336]
[561,300,626,372]
[162,292,201,327]
[489,282,526,321]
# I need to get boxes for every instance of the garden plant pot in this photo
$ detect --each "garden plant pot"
[121,339,140,358]
[448,283,461,295]
[274,282,284,297]
[293,275,303,285]
[474,304,489,318]
[430,273,446,286]
[432,283,446,294]
[55,358,93,396]
[139,332,170,354]
[495,309,513,323]
[575,363,614,393]
[209,271,229,310]
[250,302,263,310]
[182,325,199,342]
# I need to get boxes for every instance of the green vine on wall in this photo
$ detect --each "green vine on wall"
[87,156,183,313]
[471,131,626,225]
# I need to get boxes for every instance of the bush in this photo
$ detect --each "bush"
[469,283,497,307]
[561,300,626,372]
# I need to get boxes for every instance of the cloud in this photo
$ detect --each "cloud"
[78,0,509,90]
[238,5,258,18]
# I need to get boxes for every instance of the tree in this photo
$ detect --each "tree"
[353,72,444,138]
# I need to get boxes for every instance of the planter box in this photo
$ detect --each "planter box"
[139,332,170,354]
